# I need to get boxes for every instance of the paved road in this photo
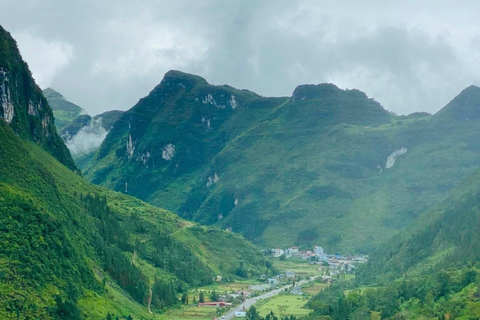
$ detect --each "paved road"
[222,276,319,319]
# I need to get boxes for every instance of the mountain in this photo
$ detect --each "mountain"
[433,85,480,122]
[60,109,124,171]
[84,70,480,253]
[0,25,272,319]
[60,110,123,142]
[43,87,86,130]
[0,26,77,172]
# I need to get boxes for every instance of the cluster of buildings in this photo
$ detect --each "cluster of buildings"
[270,245,368,270]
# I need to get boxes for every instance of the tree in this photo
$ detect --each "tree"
[199,291,205,303]
[210,290,219,302]
[246,306,260,320]
[181,292,189,305]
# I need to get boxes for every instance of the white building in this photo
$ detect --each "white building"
[314,246,324,255]
[314,246,328,262]
[271,248,285,257]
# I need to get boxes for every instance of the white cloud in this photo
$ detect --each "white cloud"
[14,32,73,88]
[65,118,108,155]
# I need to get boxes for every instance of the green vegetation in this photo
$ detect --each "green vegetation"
[308,266,480,319]
[43,88,86,130]
[0,27,273,319]
[257,294,311,318]
[358,164,480,284]
[0,119,272,318]
[84,68,480,253]
[246,306,298,320]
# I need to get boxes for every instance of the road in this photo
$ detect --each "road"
[222,276,319,319]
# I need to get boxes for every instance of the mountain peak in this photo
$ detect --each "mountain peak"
[433,85,480,122]
[161,70,209,87]
[292,83,368,102]
[43,87,66,100]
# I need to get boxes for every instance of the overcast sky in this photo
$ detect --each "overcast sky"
[1,0,480,115]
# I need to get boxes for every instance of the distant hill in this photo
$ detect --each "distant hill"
[83,70,480,252]
[43,87,86,130]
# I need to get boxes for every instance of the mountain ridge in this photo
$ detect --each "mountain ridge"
[83,69,480,253]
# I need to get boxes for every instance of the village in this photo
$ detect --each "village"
[175,245,369,319]
[268,245,368,277]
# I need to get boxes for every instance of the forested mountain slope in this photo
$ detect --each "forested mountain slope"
[358,163,480,284]
[0,25,272,319]
[307,148,480,320]
[85,68,480,253]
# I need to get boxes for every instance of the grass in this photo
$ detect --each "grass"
[302,283,328,296]
[273,260,322,277]
[256,294,311,317]
[160,305,219,320]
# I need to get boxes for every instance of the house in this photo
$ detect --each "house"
[267,278,279,285]
[290,285,303,295]
[285,271,296,278]
[285,247,299,254]
[271,248,285,257]
[314,246,324,256]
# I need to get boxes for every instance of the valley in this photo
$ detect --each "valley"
[2,3,480,317]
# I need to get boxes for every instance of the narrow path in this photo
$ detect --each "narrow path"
[223,276,320,319]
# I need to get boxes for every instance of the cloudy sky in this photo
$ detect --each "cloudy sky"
[1,0,480,115]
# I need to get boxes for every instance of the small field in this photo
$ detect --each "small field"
[256,294,311,317]
[159,305,220,320]
[195,279,258,293]
[273,259,321,277]
[301,282,328,296]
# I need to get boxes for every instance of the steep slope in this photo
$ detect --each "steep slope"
[358,164,480,283]
[307,161,480,319]
[0,121,271,319]
[43,87,86,130]
[433,85,480,122]
[0,26,272,319]
[85,70,286,220]
[0,26,77,171]
[86,70,480,253]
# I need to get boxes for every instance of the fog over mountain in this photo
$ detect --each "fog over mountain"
[2,0,480,115]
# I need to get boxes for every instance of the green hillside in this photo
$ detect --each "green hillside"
[305,162,480,319]
[43,87,86,130]
[0,121,271,319]
[0,25,272,319]
[357,165,480,284]
[85,69,480,253]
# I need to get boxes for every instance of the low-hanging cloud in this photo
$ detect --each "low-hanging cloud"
[65,118,108,156]
[2,0,480,115]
